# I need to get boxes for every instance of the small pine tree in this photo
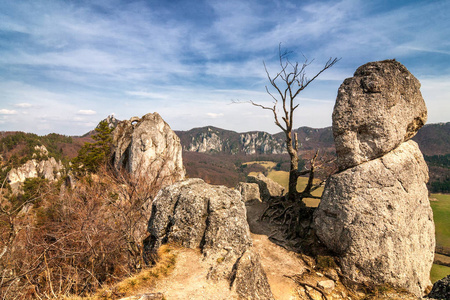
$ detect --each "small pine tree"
[72,121,114,175]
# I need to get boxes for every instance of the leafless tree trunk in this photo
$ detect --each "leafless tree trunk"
[251,45,339,202]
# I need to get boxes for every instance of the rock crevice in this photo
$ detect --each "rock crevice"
[145,178,273,299]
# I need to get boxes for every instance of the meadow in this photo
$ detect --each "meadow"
[246,161,324,207]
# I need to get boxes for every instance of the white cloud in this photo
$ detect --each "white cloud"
[15,102,33,108]
[77,110,97,115]
[0,109,18,115]
[206,112,224,118]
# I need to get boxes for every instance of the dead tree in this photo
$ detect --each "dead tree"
[252,45,339,203]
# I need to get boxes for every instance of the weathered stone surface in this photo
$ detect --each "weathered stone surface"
[427,275,450,300]
[236,182,261,203]
[314,140,434,296]
[247,173,284,201]
[240,131,286,155]
[145,179,272,298]
[230,249,274,299]
[333,59,427,170]
[111,112,185,188]
[317,280,335,292]
[7,149,64,192]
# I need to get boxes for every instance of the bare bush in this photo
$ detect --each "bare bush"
[0,164,161,299]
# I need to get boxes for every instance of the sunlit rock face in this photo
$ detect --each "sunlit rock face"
[111,112,185,188]
[314,60,434,297]
[145,178,274,299]
[332,59,427,170]
[7,145,64,192]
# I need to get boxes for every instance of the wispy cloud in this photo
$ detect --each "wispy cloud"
[206,113,224,119]
[77,110,97,115]
[14,103,32,108]
[0,109,17,115]
[0,0,448,135]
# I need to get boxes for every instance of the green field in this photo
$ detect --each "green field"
[246,161,323,207]
[431,264,450,283]
[430,194,450,251]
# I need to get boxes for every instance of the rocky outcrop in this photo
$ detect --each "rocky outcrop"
[427,275,450,299]
[314,60,434,297]
[7,146,64,192]
[247,173,285,201]
[236,182,261,203]
[240,132,286,155]
[145,179,273,299]
[186,129,225,153]
[111,113,185,188]
[176,127,287,155]
[314,141,434,296]
[333,59,427,170]
[230,249,273,299]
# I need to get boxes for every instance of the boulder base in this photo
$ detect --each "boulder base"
[314,141,434,296]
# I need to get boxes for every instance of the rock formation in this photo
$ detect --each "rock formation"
[332,59,427,170]
[175,126,288,155]
[247,173,285,202]
[240,131,286,155]
[7,145,64,192]
[236,182,261,203]
[145,178,273,299]
[111,113,185,188]
[314,60,435,297]
[427,274,450,299]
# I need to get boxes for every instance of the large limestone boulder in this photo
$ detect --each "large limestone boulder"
[111,113,185,187]
[314,140,434,296]
[247,173,284,201]
[333,59,427,170]
[145,178,273,299]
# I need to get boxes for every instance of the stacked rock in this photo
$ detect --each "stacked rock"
[313,60,435,297]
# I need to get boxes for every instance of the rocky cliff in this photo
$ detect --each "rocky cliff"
[6,145,64,192]
[314,59,435,297]
[111,113,185,188]
[175,126,335,155]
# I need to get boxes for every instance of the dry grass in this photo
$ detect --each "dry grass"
[64,245,177,300]
[242,161,277,169]
[266,170,323,207]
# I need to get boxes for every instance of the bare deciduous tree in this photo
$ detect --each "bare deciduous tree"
[252,45,339,203]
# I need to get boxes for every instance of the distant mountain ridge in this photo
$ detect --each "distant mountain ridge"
[174,126,334,155]
[175,122,449,157]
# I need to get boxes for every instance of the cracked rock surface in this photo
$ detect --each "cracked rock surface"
[111,112,185,188]
[145,178,273,299]
[314,60,434,297]
[333,59,427,170]
[314,141,434,296]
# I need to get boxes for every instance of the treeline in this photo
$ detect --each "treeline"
[424,154,450,193]
[0,132,73,165]
[425,154,450,169]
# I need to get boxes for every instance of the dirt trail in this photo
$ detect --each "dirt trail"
[139,199,307,299]
[151,248,239,299]
[246,200,307,300]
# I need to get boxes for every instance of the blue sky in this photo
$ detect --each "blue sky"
[0,0,449,135]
